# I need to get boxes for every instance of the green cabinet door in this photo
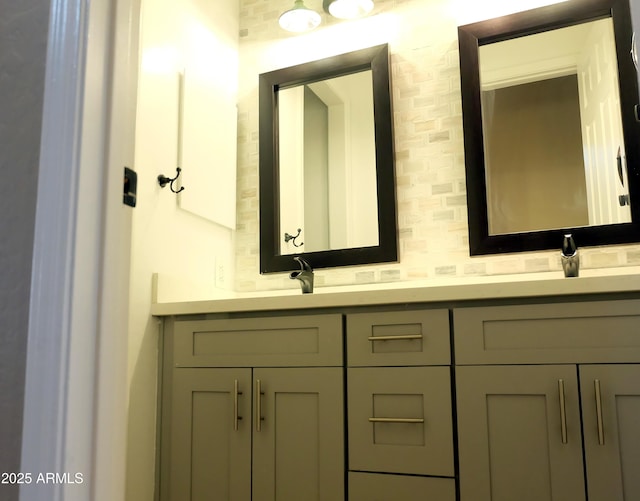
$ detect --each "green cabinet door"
[165,368,252,501]
[580,364,640,501]
[456,365,586,501]
[252,367,344,501]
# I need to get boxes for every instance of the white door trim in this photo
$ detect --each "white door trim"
[20,0,138,499]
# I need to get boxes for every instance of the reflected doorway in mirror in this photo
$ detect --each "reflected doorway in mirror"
[458,0,640,255]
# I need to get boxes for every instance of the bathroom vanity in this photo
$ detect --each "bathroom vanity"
[153,271,640,501]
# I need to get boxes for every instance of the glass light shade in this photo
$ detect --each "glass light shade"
[279,0,321,32]
[326,0,374,19]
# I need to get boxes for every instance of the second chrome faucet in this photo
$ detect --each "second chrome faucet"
[561,234,580,278]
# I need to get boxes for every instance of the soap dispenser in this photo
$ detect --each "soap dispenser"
[561,234,580,278]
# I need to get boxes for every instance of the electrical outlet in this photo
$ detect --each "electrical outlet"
[215,261,226,288]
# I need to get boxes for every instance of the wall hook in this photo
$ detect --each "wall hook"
[158,167,185,194]
[284,228,304,247]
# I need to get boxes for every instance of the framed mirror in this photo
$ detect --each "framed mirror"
[259,44,397,273]
[458,0,640,255]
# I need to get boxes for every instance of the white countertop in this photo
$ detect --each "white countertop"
[150,267,640,316]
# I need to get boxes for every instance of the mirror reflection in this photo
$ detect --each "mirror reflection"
[278,70,379,254]
[259,44,396,273]
[479,17,631,235]
[458,0,640,255]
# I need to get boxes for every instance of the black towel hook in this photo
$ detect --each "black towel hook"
[158,167,185,194]
[284,228,304,247]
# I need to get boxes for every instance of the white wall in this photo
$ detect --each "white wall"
[279,86,306,254]
[336,71,377,248]
[126,0,239,499]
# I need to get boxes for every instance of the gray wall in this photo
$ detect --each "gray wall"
[0,1,50,499]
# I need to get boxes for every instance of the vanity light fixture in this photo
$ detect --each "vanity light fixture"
[279,0,322,32]
[323,0,374,19]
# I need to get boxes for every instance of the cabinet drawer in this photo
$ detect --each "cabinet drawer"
[347,310,450,366]
[454,300,640,365]
[173,314,342,367]
[347,366,454,476]
[348,472,456,501]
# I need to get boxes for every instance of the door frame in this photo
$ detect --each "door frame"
[20,0,140,499]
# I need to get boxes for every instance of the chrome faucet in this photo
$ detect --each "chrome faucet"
[561,234,580,278]
[290,257,314,294]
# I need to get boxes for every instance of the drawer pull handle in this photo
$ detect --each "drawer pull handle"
[367,334,423,341]
[594,379,605,446]
[368,417,424,424]
[255,379,263,432]
[558,379,568,444]
[233,379,243,431]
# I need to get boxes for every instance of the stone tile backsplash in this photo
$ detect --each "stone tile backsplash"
[235,0,640,292]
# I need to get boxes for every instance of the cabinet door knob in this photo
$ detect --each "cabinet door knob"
[594,379,605,446]
[558,379,568,444]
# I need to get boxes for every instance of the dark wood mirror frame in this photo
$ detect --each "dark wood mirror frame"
[458,0,640,255]
[259,44,397,273]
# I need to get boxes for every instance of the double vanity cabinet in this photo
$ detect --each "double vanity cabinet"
[155,288,640,501]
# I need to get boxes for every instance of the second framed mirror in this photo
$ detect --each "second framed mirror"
[459,0,640,255]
